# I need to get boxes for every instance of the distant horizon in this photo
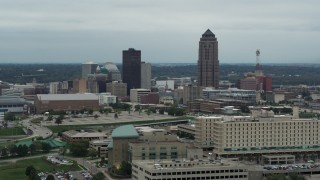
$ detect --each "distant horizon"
[1,62,320,65]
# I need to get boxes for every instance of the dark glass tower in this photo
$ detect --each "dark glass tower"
[122,48,141,95]
[197,29,219,88]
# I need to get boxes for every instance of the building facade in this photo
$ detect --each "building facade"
[82,61,98,79]
[90,139,112,158]
[103,62,122,81]
[34,94,99,113]
[62,130,107,143]
[106,81,127,97]
[183,85,202,105]
[98,93,117,105]
[132,159,249,180]
[140,92,159,104]
[130,89,151,103]
[194,114,320,156]
[141,62,152,89]
[122,48,141,95]
[128,127,188,162]
[197,29,219,88]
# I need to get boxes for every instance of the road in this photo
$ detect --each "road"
[21,116,53,139]
[66,157,117,180]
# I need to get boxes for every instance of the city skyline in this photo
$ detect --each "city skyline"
[0,0,319,64]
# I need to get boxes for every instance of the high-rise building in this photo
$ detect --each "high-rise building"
[122,48,141,95]
[197,29,219,88]
[103,62,122,81]
[81,61,98,79]
[183,85,202,104]
[140,62,151,89]
[106,81,127,97]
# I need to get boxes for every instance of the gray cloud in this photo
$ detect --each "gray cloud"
[0,0,319,63]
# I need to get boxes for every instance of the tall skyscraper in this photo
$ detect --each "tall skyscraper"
[197,29,219,88]
[82,61,98,79]
[141,62,151,89]
[122,48,141,95]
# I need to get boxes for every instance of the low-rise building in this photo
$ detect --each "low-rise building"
[98,93,117,105]
[194,112,320,156]
[140,92,159,104]
[132,158,249,180]
[177,124,196,137]
[90,139,112,157]
[62,130,107,143]
[0,96,28,113]
[130,89,151,103]
[34,93,99,113]
[129,127,188,162]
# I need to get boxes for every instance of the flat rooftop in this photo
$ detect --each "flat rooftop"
[37,93,98,101]
[133,158,248,170]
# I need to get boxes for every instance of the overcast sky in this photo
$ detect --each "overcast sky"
[0,0,319,64]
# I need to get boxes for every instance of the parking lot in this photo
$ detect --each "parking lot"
[263,162,320,171]
[42,111,175,126]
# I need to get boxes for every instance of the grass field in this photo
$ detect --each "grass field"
[30,117,43,124]
[0,141,14,148]
[0,127,25,137]
[0,157,81,179]
[47,117,191,133]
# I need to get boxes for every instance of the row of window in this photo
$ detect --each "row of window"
[141,168,246,176]
[224,122,319,126]
[141,174,248,180]
[142,146,177,151]
[0,104,24,108]
[225,135,319,143]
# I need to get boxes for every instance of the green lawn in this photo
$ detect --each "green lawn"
[31,117,43,124]
[0,127,25,137]
[0,157,81,179]
[47,117,190,133]
[0,141,14,148]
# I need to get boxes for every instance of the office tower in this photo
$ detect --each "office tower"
[103,62,122,81]
[122,48,141,95]
[81,61,98,79]
[106,81,127,97]
[183,85,202,104]
[197,29,219,88]
[140,62,151,89]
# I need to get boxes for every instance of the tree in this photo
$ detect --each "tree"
[69,140,89,157]
[9,144,17,156]
[17,145,29,156]
[119,161,132,175]
[41,142,51,153]
[25,165,36,176]
[159,108,165,115]
[1,148,8,157]
[146,109,151,116]
[240,105,250,113]
[46,175,55,180]
[267,174,286,180]
[88,109,94,115]
[94,114,99,119]
[4,112,15,121]
[29,168,41,180]
[47,115,53,121]
[92,172,105,180]
[88,148,98,159]
[29,144,37,155]
[55,116,63,125]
